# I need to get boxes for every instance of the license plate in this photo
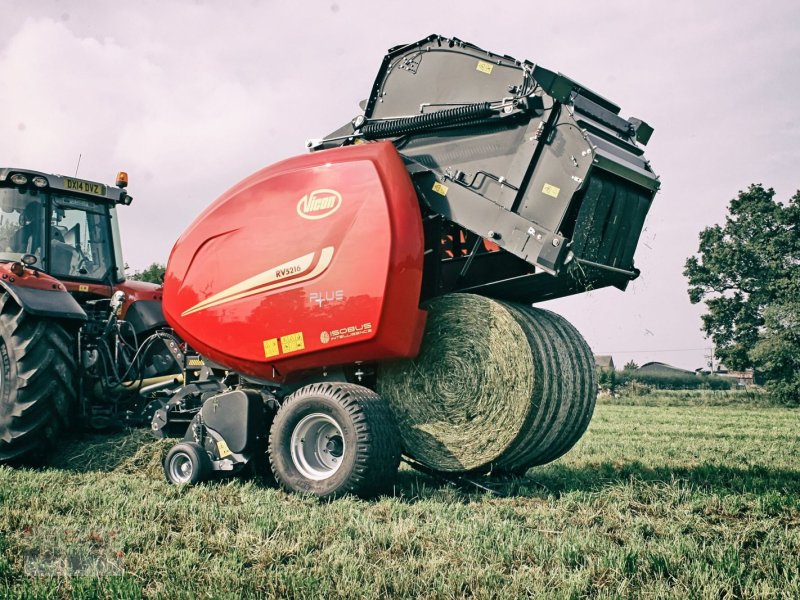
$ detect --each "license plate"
[63,177,107,197]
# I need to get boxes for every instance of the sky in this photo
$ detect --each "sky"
[2,0,799,371]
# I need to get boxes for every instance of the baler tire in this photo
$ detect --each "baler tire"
[0,293,78,464]
[269,383,401,499]
[163,441,212,485]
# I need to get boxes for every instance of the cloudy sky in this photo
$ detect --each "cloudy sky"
[2,1,799,370]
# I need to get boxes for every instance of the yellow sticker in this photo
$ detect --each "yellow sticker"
[476,61,494,75]
[62,177,107,197]
[280,331,305,354]
[78,284,89,292]
[432,182,449,196]
[217,440,232,458]
[263,338,279,358]
[542,183,561,198]
[187,358,204,367]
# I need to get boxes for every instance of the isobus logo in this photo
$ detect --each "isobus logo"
[297,189,342,220]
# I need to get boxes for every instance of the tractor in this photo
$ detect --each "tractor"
[0,168,178,462]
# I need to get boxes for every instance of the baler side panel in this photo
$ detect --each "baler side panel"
[163,143,425,381]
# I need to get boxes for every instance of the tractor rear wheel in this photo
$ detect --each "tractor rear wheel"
[0,293,78,463]
[269,382,401,499]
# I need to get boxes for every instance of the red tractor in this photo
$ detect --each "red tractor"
[0,169,178,462]
[153,36,660,498]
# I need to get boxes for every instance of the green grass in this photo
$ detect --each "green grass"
[1,395,798,599]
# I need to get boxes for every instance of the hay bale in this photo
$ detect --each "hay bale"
[493,303,596,471]
[378,293,596,474]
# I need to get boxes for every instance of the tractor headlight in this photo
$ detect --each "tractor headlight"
[10,174,28,185]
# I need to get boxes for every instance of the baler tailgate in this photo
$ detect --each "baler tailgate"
[316,34,660,304]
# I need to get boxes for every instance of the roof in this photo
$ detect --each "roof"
[638,361,696,376]
[594,355,615,369]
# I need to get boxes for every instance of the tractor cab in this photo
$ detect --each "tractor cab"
[0,168,130,288]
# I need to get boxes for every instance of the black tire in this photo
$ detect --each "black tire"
[0,293,78,464]
[269,382,401,499]
[163,441,212,484]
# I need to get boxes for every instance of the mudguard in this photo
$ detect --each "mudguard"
[0,278,86,321]
[123,300,167,335]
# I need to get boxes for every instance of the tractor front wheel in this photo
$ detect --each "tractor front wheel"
[269,383,401,499]
[0,293,78,463]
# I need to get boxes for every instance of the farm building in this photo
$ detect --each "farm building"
[637,362,697,376]
[715,364,756,386]
[594,355,615,370]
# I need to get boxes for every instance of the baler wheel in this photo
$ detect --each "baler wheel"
[269,383,401,499]
[0,293,77,464]
[163,441,212,485]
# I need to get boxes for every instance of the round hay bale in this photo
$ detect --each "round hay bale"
[493,303,596,472]
[377,293,597,474]
[377,294,534,472]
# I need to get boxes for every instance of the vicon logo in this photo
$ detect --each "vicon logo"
[297,189,342,220]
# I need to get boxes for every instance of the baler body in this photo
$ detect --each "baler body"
[163,142,426,381]
[164,34,659,382]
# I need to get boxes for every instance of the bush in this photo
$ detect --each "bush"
[616,371,733,391]
[618,380,653,397]
[597,368,616,393]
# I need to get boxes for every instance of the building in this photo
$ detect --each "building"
[715,364,756,387]
[594,355,615,370]
[637,361,697,376]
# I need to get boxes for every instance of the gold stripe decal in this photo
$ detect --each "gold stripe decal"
[181,247,335,316]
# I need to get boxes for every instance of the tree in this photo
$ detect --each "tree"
[623,360,639,371]
[129,262,166,284]
[684,184,800,403]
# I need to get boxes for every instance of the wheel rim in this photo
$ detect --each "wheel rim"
[290,413,346,481]
[169,451,194,483]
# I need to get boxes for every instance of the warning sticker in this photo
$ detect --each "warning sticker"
[217,440,232,458]
[263,338,279,358]
[432,182,449,196]
[542,183,561,198]
[280,332,305,354]
[476,61,494,75]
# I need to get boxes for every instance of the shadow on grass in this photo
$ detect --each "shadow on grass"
[41,430,800,502]
[391,460,800,501]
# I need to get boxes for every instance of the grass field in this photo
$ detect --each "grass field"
[1,393,798,598]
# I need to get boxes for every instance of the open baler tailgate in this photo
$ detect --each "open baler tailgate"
[319,35,659,303]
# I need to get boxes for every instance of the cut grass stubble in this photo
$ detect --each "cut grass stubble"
[0,395,798,599]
